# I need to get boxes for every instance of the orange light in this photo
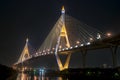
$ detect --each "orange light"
[59,45,62,49]
[61,6,65,14]
[107,33,111,37]
[62,6,65,11]
[52,48,55,50]
[76,41,80,44]
[60,25,66,36]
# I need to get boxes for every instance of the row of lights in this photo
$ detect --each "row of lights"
[33,51,55,57]
[18,33,112,63]
[30,32,112,57]
[59,42,91,52]
[32,41,91,57]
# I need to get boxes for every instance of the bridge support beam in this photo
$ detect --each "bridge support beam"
[81,49,87,68]
[110,45,118,68]
[64,53,72,69]
[55,35,71,71]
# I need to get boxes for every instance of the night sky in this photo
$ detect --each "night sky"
[0,0,120,67]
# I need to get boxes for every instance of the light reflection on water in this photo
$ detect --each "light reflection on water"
[16,73,65,80]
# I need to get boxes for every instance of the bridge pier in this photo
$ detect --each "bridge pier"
[110,45,118,68]
[81,49,87,68]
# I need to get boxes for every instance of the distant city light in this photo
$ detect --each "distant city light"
[97,33,101,39]
[70,47,73,49]
[107,32,111,37]
[76,41,80,44]
[66,48,69,50]
[90,38,93,41]
[59,49,61,51]
[47,49,50,51]
[59,45,62,49]
[50,51,53,54]
[52,48,55,50]
[36,53,38,55]
[75,45,78,48]
[80,44,84,46]
[43,50,45,52]
[86,42,91,45]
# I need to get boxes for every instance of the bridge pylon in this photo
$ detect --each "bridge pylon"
[17,38,30,64]
[55,6,71,71]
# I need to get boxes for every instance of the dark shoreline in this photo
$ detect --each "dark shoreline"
[0,64,17,80]
[59,68,120,80]
[23,67,120,79]
[1,64,120,80]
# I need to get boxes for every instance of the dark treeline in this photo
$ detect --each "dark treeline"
[0,64,17,80]
[59,68,120,80]
[24,67,120,80]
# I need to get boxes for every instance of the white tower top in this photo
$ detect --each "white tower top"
[61,6,65,14]
[26,38,29,43]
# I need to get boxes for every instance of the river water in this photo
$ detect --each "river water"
[16,73,66,80]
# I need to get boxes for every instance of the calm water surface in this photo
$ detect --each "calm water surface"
[16,73,67,80]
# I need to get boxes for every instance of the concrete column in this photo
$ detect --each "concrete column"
[81,49,87,68]
[110,45,118,68]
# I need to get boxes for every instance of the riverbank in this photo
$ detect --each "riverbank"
[59,67,120,80]
[23,67,120,79]
[0,64,17,80]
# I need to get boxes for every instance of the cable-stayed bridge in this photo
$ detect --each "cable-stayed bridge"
[14,6,120,71]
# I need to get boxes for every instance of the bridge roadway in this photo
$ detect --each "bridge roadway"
[59,34,120,67]
[17,34,120,68]
[60,34,120,53]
